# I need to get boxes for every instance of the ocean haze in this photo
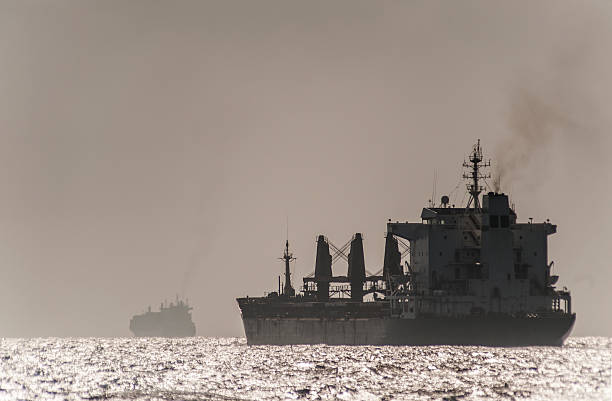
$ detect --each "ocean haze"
[0,1,611,337]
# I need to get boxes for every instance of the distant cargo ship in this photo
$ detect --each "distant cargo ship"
[130,298,196,337]
[237,140,575,346]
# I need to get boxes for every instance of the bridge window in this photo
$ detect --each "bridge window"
[501,215,509,228]
[490,215,499,228]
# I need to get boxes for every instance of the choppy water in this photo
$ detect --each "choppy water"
[0,337,610,401]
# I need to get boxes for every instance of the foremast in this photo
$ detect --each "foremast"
[281,240,296,296]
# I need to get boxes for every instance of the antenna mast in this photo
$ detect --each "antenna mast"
[462,139,490,210]
[280,240,296,296]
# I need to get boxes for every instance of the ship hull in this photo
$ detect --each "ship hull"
[129,306,196,338]
[241,314,575,346]
[130,327,195,338]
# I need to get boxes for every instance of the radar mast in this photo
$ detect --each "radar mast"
[462,139,490,210]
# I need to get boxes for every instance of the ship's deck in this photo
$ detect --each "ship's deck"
[236,296,389,318]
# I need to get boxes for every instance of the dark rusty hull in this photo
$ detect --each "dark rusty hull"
[237,299,575,346]
[241,315,575,346]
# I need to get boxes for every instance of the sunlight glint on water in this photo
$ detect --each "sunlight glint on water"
[0,337,610,400]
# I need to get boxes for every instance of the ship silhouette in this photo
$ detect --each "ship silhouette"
[130,297,196,337]
[237,140,575,346]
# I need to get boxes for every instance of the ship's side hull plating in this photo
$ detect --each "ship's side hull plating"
[130,326,195,338]
[241,314,575,346]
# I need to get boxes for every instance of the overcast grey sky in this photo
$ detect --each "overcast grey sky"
[0,1,610,337]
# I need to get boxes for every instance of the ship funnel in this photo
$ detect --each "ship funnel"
[347,233,366,301]
[383,234,402,280]
[314,235,332,301]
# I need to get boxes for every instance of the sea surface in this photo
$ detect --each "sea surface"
[0,337,610,401]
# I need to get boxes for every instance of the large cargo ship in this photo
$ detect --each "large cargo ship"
[129,298,196,337]
[237,141,575,346]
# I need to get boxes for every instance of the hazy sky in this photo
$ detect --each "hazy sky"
[0,1,610,337]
